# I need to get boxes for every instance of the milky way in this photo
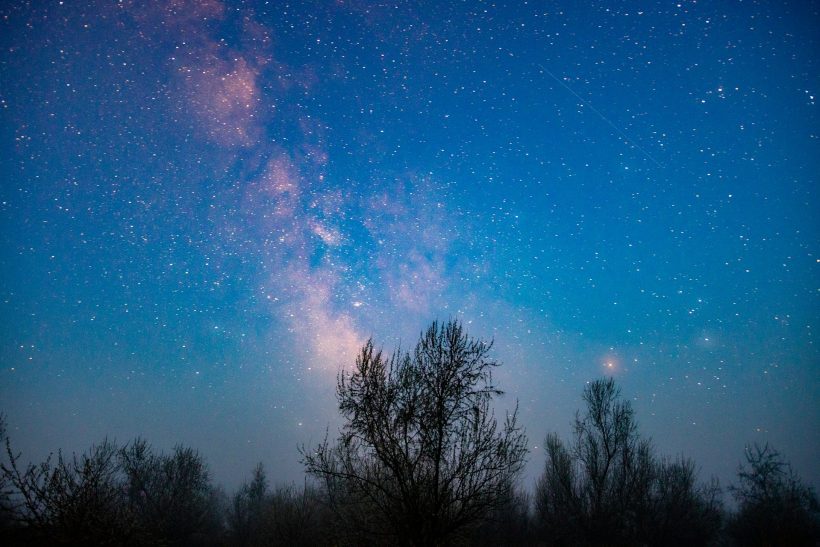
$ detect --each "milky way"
[1,1,817,490]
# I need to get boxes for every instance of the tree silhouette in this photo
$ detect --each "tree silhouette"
[302,319,528,546]
[0,433,136,544]
[728,443,819,546]
[647,457,722,546]
[535,378,721,546]
[262,482,325,546]
[467,484,534,546]
[119,439,224,545]
[228,462,269,545]
[0,427,224,546]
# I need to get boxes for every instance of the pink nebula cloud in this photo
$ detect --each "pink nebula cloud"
[284,266,365,374]
[178,53,262,148]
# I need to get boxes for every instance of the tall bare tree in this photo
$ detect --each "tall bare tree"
[536,378,721,546]
[302,319,528,546]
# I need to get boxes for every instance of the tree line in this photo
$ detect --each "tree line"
[2,320,817,545]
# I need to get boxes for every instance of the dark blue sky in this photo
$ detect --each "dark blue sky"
[1,0,817,491]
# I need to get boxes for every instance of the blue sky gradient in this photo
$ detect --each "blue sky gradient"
[1,0,817,491]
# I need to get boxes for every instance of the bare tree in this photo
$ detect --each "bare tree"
[647,458,722,546]
[0,415,13,529]
[729,444,819,546]
[0,427,225,545]
[119,439,224,545]
[228,462,269,545]
[536,378,721,546]
[261,482,326,546]
[0,431,137,544]
[228,462,327,547]
[537,378,655,545]
[302,319,528,546]
[467,483,534,546]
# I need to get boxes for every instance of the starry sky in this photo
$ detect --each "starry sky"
[1,0,817,492]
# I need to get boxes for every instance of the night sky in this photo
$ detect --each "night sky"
[1,0,817,492]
